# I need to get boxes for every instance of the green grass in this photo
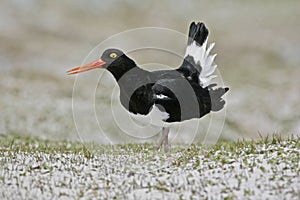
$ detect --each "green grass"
[0,134,299,199]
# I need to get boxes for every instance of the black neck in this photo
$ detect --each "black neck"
[106,55,137,81]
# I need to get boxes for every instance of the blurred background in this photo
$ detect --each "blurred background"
[0,0,299,144]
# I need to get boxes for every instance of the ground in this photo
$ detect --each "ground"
[0,134,299,199]
[1,0,300,143]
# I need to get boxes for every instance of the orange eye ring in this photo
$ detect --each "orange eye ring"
[110,53,117,58]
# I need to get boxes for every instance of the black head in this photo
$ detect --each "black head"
[100,48,125,68]
[101,48,137,80]
[67,48,136,77]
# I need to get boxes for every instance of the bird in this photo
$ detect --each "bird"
[67,22,229,152]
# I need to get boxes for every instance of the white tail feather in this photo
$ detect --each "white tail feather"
[185,39,218,87]
[206,43,215,56]
[203,64,217,76]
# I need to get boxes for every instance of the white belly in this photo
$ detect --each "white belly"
[131,104,170,128]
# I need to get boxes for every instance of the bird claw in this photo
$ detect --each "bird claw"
[155,144,169,153]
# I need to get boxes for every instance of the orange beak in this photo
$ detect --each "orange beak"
[67,59,106,75]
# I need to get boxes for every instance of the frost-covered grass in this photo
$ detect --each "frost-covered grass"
[1,0,300,142]
[0,134,299,199]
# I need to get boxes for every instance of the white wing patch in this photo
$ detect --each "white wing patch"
[156,94,169,100]
[185,40,218,87]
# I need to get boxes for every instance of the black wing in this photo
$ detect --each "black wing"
[151,77,212,122]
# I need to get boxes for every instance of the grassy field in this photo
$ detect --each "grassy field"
[0,134,299,199]
[1,0,300,142]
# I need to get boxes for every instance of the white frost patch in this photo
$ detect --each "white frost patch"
[0,141,299,199]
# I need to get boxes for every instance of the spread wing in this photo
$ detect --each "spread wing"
[178,22,218,87]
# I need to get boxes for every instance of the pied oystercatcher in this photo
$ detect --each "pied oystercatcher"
[67,22,229,152]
